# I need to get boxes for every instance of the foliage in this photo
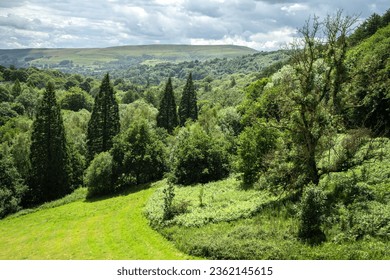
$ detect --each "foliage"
[169,123,230,185]
[28,82,72,205]
[179,73,198,125]
[111,120,166,187]
[0,147,27,218]
[156,77,178,133]
[87,73,120,160]
[60,86,94,112]
[145,177,276,227]
[238,121,278,185]
[345,23,390,136]
[298,184,326,245]
[84,151,115,197]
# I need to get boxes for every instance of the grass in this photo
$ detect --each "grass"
[0,181,194,260]
[145,138,390,259]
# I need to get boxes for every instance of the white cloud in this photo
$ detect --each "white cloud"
[0,0,388,50]
[281,3,309,15]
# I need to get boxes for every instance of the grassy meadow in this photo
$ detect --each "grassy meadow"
[0,181,193,260]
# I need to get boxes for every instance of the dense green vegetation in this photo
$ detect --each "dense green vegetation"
[0,10,389,260]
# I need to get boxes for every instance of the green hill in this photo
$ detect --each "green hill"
[0,181,193,259]
[0,44,257,71]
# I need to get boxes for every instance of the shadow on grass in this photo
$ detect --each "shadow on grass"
[84,182,154,203]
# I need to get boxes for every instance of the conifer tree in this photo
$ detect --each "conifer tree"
[87,73,120,160]
[179,73,198,126]
[157,77,178,133]
[29,82,71,204]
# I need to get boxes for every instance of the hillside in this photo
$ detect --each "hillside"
[0,44,257,74]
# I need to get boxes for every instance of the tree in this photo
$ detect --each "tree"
[11,79,22,97]
[112,120,166,187]
[0,147,27,218]
[60,86,94,112]
[28,82,71,204]
[84,151,114,197]
[157,77,178,133]
[87,73,120,161]
[170,123,229,185]
[179,73,198,126]
[238,121,278,185]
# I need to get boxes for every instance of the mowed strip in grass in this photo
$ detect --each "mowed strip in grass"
[0,181,193,260]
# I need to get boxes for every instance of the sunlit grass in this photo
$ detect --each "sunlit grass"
[0,181,194,260]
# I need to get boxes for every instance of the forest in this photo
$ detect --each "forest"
[0,10,389,259]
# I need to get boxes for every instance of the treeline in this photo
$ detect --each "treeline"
[1,9,389,242]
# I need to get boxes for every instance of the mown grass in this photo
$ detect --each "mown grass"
[0,181,194,260]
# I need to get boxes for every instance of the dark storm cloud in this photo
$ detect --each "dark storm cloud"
[0,0,388,50]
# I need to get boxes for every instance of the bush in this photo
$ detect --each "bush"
[84,152,115,197]
[298,184,326,245]
[170,123,229,185]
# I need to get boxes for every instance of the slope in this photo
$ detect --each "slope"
[0,44,258,70]
[0,181,193,260]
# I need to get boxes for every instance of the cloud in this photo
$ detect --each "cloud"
[0,0,388,50]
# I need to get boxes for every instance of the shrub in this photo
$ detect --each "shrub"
[84,152,115,197]
[298,184,326,245]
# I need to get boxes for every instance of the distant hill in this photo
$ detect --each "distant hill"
[0,44,258,73]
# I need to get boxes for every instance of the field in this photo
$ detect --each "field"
[0,181,193,260]
[0,44,257,69]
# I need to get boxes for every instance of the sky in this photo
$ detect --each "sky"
[0,0,388,50]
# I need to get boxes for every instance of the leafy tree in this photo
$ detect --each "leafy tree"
[28,82,71,204]
[11,79,22,97]
[157,77,178,133]
[112,120,166,187]
[0,147,27,218]
[84,151,114,197]
[87,73,120,161]
[60,86,94,112]
[179,73,198,126]
[170,123,229,185]
[238,121,278,185]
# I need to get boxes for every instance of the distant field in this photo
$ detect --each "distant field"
[0,181,193,260]
[0,44,258,69]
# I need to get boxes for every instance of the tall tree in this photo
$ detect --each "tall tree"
[179,73,198,126]
[87,73,120,160]
[157,77,178,133]
[29,82,71,204]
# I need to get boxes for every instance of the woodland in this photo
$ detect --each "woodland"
[0,10,389,259]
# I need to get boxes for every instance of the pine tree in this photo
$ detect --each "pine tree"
[157,77,178,133]
[29,82,71,204]
[87,73,120,160]
[179,73,198,126]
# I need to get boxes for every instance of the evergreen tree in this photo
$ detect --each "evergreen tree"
[179,73,198,126]
[29,82,71,204]
[87,73,120,160]
[157,77,178,133]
